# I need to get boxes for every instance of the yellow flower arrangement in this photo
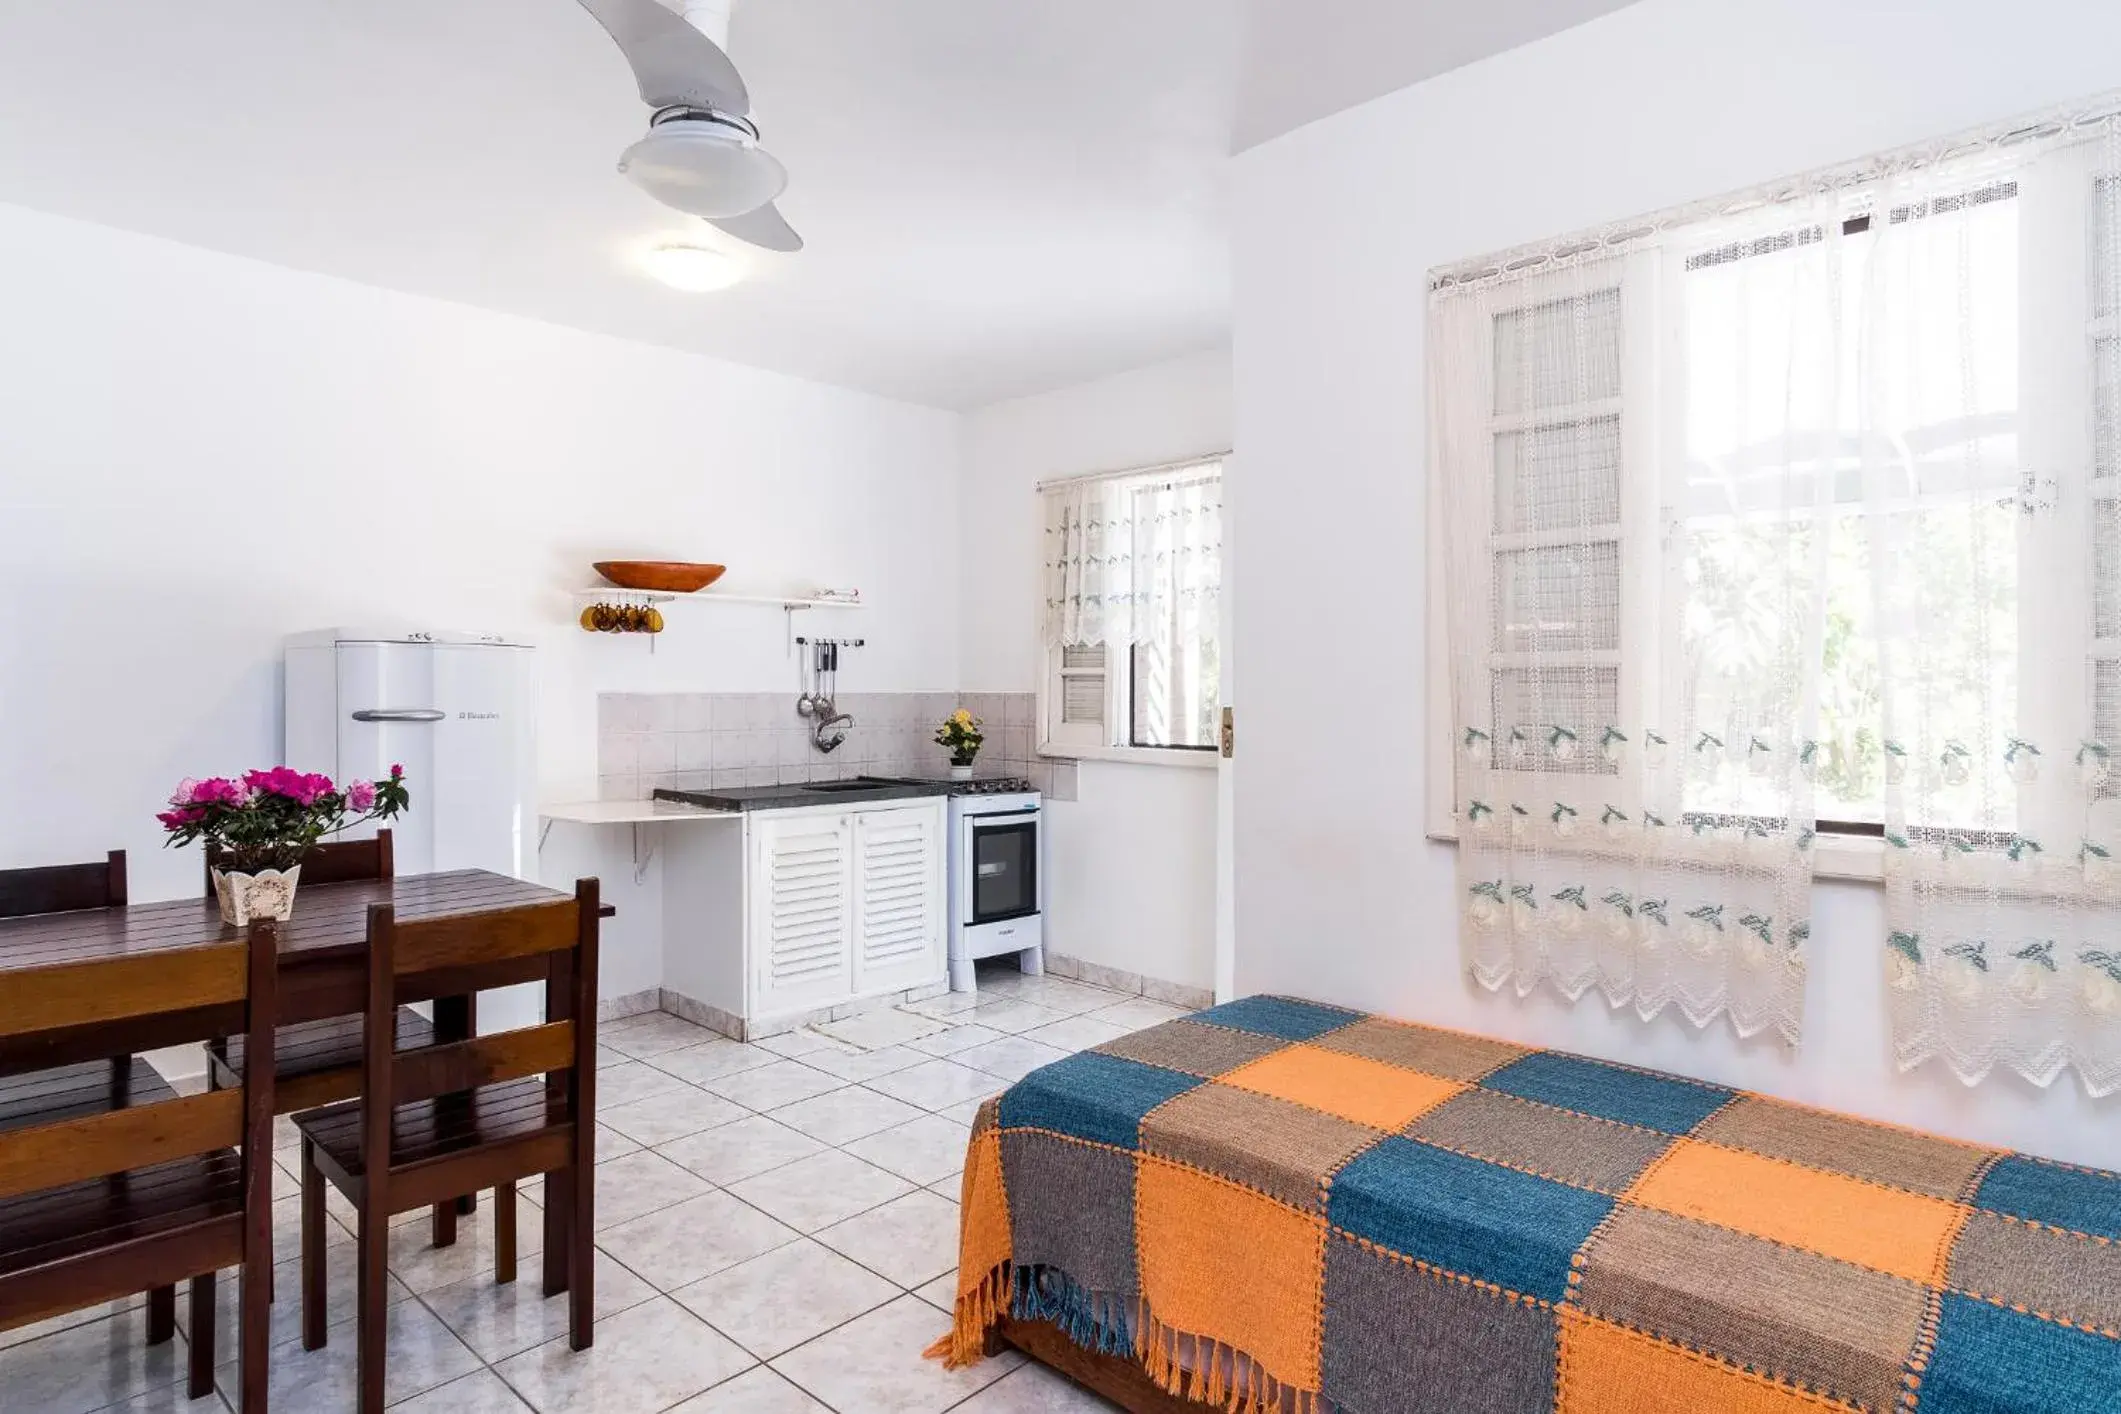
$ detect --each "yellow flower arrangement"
[935,708,985,764]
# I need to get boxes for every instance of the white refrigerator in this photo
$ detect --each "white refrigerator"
[284,629,540,1026]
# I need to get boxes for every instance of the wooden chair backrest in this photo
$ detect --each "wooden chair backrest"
[0,919,276,1203]
[360,881,598,1205]
[0,851,126,920]
[203,829,393,895]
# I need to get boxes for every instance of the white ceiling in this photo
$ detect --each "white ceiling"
[0,1,1625,409]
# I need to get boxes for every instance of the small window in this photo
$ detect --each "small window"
[1040,459,1223,759]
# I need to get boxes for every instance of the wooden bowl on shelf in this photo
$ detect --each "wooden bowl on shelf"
[592,561,727,594]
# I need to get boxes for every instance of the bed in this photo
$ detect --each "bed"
[930,995,2121,1413]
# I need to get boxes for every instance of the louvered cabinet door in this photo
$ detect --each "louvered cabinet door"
[850,800,946,997]
[749,811,854,1015]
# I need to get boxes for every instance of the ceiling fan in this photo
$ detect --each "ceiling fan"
[575,0,802,252]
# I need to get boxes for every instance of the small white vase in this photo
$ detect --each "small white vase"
[212,864,302,926]
[949,762,975,781]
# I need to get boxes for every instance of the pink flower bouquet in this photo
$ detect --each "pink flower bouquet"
[159,764,410,875]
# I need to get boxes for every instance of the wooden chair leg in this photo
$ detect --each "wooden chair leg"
[542,1168,570,1298]
[188,1272,216,1400]
[568,1159,593,1351]
[494,1182,517,1286]
[432,1198,457,1248]
[301,1138,328,1351]
[146,1284,175,1345]
[356,1208,388,1414]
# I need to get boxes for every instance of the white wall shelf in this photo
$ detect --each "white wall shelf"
[574,587,864,612]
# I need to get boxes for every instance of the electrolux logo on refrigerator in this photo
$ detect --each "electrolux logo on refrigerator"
[458,711,502,721]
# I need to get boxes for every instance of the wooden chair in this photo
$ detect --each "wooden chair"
[205,830,462,1252]
[0,916,277,1410]
[295,879,600,1413]
[0,851,184,1343]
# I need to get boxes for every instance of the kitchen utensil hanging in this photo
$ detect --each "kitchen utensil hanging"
[795,637,864,752]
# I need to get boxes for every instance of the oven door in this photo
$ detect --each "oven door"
[966,811,1040,925]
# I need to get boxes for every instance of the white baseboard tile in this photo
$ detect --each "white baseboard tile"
[659,989,748,1040]
[1048,953,1214,1012]
[597,988,664,1024]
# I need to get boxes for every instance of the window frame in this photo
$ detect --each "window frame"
[1038,459,1225,771]
[1425,145,2116,886]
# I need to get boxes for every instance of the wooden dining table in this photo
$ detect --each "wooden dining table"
[0,867,613,1301]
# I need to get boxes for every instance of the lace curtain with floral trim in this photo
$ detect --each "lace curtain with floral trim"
[1868,126,2121,1096]
[1042,465,1222,649]
[1431,228,1829,1047]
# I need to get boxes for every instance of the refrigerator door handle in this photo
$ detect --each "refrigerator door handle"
[350,708,447,723]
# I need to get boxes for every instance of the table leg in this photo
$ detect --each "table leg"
[430,993,479,1218]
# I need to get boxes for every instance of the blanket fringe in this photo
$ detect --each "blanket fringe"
[930,1263,1317,1413]
[924,1259,1012,1369]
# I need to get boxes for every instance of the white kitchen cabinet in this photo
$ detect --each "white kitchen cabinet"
[741,797,947,1024]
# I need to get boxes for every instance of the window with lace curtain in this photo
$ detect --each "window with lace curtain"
[1040,459,1223,760]
[1426,96,2121,1091]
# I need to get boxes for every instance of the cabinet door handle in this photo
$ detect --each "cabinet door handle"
[351,708,446,723]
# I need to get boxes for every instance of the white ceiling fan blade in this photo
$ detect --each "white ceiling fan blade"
[709,201,803,253]
[576,0,749,115]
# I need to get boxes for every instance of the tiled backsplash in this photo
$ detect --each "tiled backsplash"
[596,691,1078,801]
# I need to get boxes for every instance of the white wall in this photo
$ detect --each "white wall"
[1230,0,2121,1168]
[0,202,960,1011]
[960,349,1230,992]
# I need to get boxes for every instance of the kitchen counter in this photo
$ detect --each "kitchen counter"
[653,778,956,812]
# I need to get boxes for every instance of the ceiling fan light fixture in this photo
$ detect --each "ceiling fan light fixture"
[618,115,787,219]
[641,241,747,292]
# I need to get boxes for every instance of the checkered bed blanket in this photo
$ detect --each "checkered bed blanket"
[930,996,2121,1413]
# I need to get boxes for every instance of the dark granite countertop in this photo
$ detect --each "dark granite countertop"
[652,778,956,812]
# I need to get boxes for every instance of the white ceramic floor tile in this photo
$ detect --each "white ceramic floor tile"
[177,1251,413,1359]
[1006,979,1129,1017]
[593,1061,691,1109]
[770,1295,1019,1414]
[1019,1015,1130,1054]
[653,1115,825,1187]
[813,1009,949,1050]
[956,999,1067,1034]
[750,1028,850,1059]
[839,1114,973,1188]
[725,1148,912,1233]
[951,1361,1125,1411]
[898,992,987,1021]
[953,1035,1071,1084]
[765,1085,925,1146]
[596,1190,800,1291]
[910,1271,958,1314]
[216,1294,480,1409]
[664,1365,828,1412]
[588,1149,716,1231]
[1085,997,1186,1031]
[98,1383,231,1412]
[602,1013,725,1059]
[670,1238,898,1359]
[903,1023,1006,1058]
[0,1295,137,1352]
[865,1059,1006,1113]
[600,1086,749,1148]
[796,1043,927,1083]
[699,1060,845,1112]
[813,1189,961,1288]
[382,1187,545,1295]
[422,1249,659,1364]
[387,1367,536,1412]
[937,1096,996,1127]
[648,1041,784,1087]
[494,1296,755,1414]
[0,1313,186,1414]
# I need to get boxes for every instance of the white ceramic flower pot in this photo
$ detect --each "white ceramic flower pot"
[212,864,302,927]
[949,763,974,781]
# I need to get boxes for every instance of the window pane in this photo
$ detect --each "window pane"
[1059,644,1106,727]
[2095,175,2120,320]
[1488,665,1619,775]
[1130,635,1219,748]
[1492,287,1621,415]
[2096,660,2121,801]
[1494,416,1621,533]
[2098,336,2120,477]
[1492,542,1620,654]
